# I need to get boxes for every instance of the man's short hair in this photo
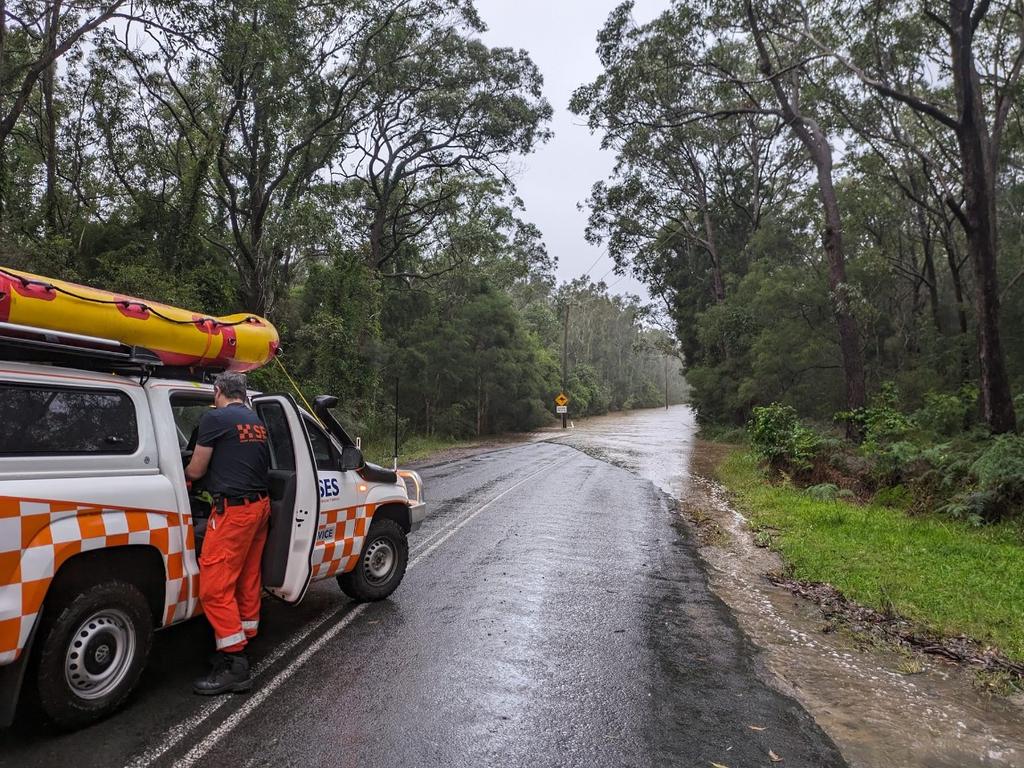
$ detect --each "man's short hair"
[214,372,248,401]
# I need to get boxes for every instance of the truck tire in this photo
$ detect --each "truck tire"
[337,519,409,602]
[33,581,153,729]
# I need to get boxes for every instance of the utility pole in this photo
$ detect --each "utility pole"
[561,303,570,429]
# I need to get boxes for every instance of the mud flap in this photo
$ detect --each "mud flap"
[0,613,39,727]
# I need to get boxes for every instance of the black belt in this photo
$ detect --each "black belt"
[215,492,268,510]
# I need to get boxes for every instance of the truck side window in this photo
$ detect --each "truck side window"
[304,418,340,471]
[0,383,138,455]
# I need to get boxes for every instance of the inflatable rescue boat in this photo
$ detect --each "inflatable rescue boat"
[0,266,279,372]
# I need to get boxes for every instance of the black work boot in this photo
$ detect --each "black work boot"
[192,652,252,695]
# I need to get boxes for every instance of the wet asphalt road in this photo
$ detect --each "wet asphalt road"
[1,440,845,768]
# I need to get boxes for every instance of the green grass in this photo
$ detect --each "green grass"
[362,434,479,466]
[718,450,1024,661]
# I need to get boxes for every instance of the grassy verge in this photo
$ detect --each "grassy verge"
[362,434,481,466]
[717,449,1024,662]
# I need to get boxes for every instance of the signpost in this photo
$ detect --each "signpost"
[555,393,570,428]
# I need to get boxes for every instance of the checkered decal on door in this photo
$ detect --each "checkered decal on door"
[0,496,195,664]
[311,504,376,580]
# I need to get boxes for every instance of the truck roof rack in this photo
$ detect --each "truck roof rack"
[0,321,218,382]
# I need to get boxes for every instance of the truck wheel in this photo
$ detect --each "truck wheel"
[337,519,409,602]
[33,581,153,729]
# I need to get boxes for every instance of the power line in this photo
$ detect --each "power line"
[605,275,627,291]
[581,249,607,278]
[595,263,617,283]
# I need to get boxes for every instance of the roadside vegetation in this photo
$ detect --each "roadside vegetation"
[0,0,685,454]
[720,450,1024,664]
[714,390,1024,668]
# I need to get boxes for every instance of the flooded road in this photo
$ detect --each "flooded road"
[548,405,1024,768]
[4,437,845,768]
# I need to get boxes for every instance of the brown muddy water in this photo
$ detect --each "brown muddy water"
[544,405,1024,768]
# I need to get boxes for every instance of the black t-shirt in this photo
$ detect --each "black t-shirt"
[196,402,270,496]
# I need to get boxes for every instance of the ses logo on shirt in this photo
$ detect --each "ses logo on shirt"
[236,423,267,443]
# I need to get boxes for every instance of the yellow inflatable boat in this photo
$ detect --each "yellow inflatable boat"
[0,267,279,372]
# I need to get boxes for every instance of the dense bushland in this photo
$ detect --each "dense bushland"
[575,0,1024,521]
[0,0,685,447]
[748,394,1024,525]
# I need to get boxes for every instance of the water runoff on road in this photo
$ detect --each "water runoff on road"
[544,405,1024,768]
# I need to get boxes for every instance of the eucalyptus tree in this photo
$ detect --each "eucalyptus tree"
[798,0,1021,431]
[573,9,797,310]
[95,0,473,313]
[575,0,868,419]
[0,0,132,225]
[344,12,552,281]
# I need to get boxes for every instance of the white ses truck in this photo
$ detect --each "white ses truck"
[0,325,425,729]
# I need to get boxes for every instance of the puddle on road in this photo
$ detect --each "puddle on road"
[544,406,1024,768]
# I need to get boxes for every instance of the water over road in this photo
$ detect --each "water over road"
[1,417,848,767]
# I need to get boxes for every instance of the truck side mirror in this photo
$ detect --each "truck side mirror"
[339,445,365,472]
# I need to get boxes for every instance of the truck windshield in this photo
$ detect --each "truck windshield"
[170,395,214,450]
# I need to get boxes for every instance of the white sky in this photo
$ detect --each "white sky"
[472,0,668,301]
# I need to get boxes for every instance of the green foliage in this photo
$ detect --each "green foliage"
[719,451,1024,661]
[873,484,912,510]
[937,492,996,528]
[748,403,821,472]
[872,440,924,484]
[963,436,1024,521]
[841,383,913,450]
[971,436,1024,491]
[574,0,1024,442]
[914,390,971,438]
[0,0,688,451]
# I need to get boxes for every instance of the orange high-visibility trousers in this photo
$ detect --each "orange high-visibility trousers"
[198,497,270,652]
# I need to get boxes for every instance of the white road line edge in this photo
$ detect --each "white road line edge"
[124,601,344,768]
[126,448,575,768]
[407,448,561,553]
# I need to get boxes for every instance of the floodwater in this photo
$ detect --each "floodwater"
[545,405,1024,768]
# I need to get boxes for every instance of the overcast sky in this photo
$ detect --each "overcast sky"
[472,0,667,301]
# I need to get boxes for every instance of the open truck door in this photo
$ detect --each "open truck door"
[253,394,320,604]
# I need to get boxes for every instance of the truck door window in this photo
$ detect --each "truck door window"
[257,402,296,472]
[304,418,340,471]
[0,383,138,455]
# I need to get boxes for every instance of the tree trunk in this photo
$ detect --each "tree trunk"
[914,206,943,333]
[950,1,1017,433]
[745,0,867,424]
[42,59,58,231]
[702,206,726,302]
[816,156,868,416]
[369,208,387,269]
[475,373,482,437]
[941,223,970,337]
[0,0,6,226]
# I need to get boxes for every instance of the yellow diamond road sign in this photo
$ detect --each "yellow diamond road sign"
[554,393,569,407]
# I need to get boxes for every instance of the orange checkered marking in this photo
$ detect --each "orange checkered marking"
[311,504,377,580]
[0,496,197,664]
[236,423,267,443]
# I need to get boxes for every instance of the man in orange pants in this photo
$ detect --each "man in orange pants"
[186,372,270,695]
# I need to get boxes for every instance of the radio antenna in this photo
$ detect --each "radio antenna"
[393,377,400,470]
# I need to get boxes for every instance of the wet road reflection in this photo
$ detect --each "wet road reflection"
[549,405,1024,768]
